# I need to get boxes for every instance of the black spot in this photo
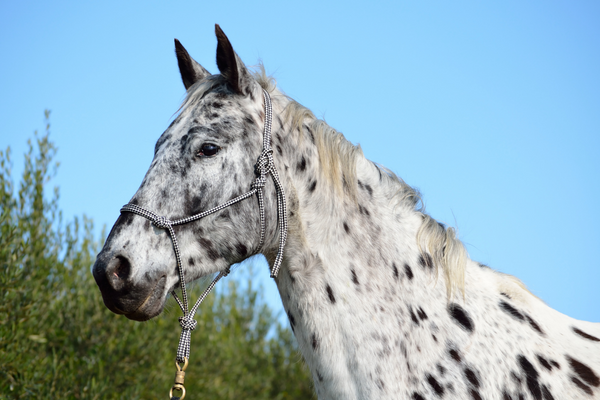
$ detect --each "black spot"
[502,391,513,400]
[235,243,248,257]
[160,188,169,201]
[448,303,474,332]
[392,263,399,279]
[287,311,296,328]
[536,355,552,371]
[154,132,172,154]
[499,301,525,321]
[199,238,219,261]
[364,183,373,197]
[541,385,555,400]
[188,194,204,215]
[417,307,428,320]
[343,222,350,234]
[308,180,317,193]
[437,364,446,376]
[180,133,189,145]
[525,314,545,335]
[297,156,306,172]
[188,257,195,266]
[426,374,445,397]
[409,307,419,325]
[449,347,462,363]
[573,327,600,342]
[276,145,282,154]
[351,269,359,285]
[326,284,336,304]
[550,360,560,369]
[306,128,315,144]
[404,264,414,280]
[212,102,223,109]
[316,370,323,382]
[358,204,370,216]
[419,253,433,270]
[312,333,319,350]
[464,367,480,388]
[518,355,542,400]
[571,376,593,395]
[500,292,511,299]
[243,115,255,126]
[412,393,425,400]
[567,355,600,387]
[218,209,230,220]
[469,389,483,400]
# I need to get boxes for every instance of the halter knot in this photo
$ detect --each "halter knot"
[255,148,274,176]
[178,316,198,331]
[153,215,170,229]
[252,176,267,189]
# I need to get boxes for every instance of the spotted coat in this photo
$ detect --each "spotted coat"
[93,26,600,399]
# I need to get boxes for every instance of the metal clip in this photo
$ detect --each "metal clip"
[169,357,188,399]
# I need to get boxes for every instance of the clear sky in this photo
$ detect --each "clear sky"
[1,1,598,323]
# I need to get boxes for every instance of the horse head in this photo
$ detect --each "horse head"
[93,25,282,321]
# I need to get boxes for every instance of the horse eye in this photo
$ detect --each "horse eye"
[197,143,220,157]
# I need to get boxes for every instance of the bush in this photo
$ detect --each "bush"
[0,112,313,399]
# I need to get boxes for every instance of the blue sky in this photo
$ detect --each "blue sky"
[1,1,598,323]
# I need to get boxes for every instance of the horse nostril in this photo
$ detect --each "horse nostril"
[106,255,132,291]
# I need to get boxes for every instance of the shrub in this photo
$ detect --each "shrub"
[0,112,313,399]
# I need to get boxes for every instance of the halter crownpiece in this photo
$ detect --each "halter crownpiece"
[119,89,287,399]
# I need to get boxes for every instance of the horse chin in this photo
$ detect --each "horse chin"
[101,275,168,322]
[125,279,168,321]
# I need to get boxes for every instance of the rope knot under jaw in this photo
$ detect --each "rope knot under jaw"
[255,148,274,175]
[252,177,267,189]
[178,316,198,331]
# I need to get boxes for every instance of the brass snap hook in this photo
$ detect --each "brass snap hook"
[169,357,188,399]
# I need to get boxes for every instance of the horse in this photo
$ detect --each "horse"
[93,25,600,400]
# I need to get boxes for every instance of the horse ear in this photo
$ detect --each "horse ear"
[174,39,210,90]
[215,24,252,95]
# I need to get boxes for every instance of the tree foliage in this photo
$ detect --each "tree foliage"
[0,112,314,399]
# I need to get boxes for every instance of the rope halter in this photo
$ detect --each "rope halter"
[119,89,287,399]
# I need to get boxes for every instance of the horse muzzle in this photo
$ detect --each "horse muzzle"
[92,252,168,321]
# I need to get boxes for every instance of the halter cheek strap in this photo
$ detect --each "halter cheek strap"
[119,89,287,399]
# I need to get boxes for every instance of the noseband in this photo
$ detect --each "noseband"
[120,89,287,399]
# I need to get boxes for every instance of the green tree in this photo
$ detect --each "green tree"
[0,112,313,399]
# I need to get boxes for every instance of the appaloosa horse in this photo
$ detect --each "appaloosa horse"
[93,25,600,399]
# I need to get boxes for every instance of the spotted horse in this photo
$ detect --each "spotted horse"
[93,25,600,400]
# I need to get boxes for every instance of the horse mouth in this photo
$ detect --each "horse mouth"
[112,275,168,322]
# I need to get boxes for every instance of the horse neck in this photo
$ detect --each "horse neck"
[268,100,450,386]
[264,94,600,400]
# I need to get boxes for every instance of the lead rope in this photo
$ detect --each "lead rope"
[120,90,287,400]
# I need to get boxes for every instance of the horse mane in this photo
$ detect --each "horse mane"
[179,66,513,300]
[254,67,474,299]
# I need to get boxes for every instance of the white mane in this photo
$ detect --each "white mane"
[256,68,475,299]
